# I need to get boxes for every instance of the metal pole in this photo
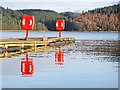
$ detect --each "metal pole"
[25,30,28,40]
[59,30,62,38]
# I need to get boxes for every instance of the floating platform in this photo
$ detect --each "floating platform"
[0,37,75,58]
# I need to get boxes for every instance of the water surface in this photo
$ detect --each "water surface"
[1,31,118,40]
[1,31,119,88]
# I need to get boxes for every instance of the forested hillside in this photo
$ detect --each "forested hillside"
[73,4,120,31]
[1,3,120,32]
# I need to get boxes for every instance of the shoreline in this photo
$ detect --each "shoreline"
[0,30,119,32]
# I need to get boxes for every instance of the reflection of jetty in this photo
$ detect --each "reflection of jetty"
[0,37,75,58]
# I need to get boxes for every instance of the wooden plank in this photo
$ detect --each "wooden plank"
[0,37,75,49]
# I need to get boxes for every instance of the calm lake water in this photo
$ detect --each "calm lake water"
[1,31,119,40]
[0,31,119,88]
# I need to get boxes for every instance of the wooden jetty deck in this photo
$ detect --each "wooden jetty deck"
[0,37,75,49]
[0,43,75,58]
[0,37,75,58]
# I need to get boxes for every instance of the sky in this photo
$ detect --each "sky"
[1,0,120,13]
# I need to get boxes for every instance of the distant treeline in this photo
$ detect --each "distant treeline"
[1,3,120,32]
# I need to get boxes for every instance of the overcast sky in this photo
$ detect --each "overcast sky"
[1,0,119,13]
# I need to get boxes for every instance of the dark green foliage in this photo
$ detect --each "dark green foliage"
[88,4,120,15]
[1,6,21,30]
[1,4,120,31]
[17,9,67,31]
[60,12,79,19]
